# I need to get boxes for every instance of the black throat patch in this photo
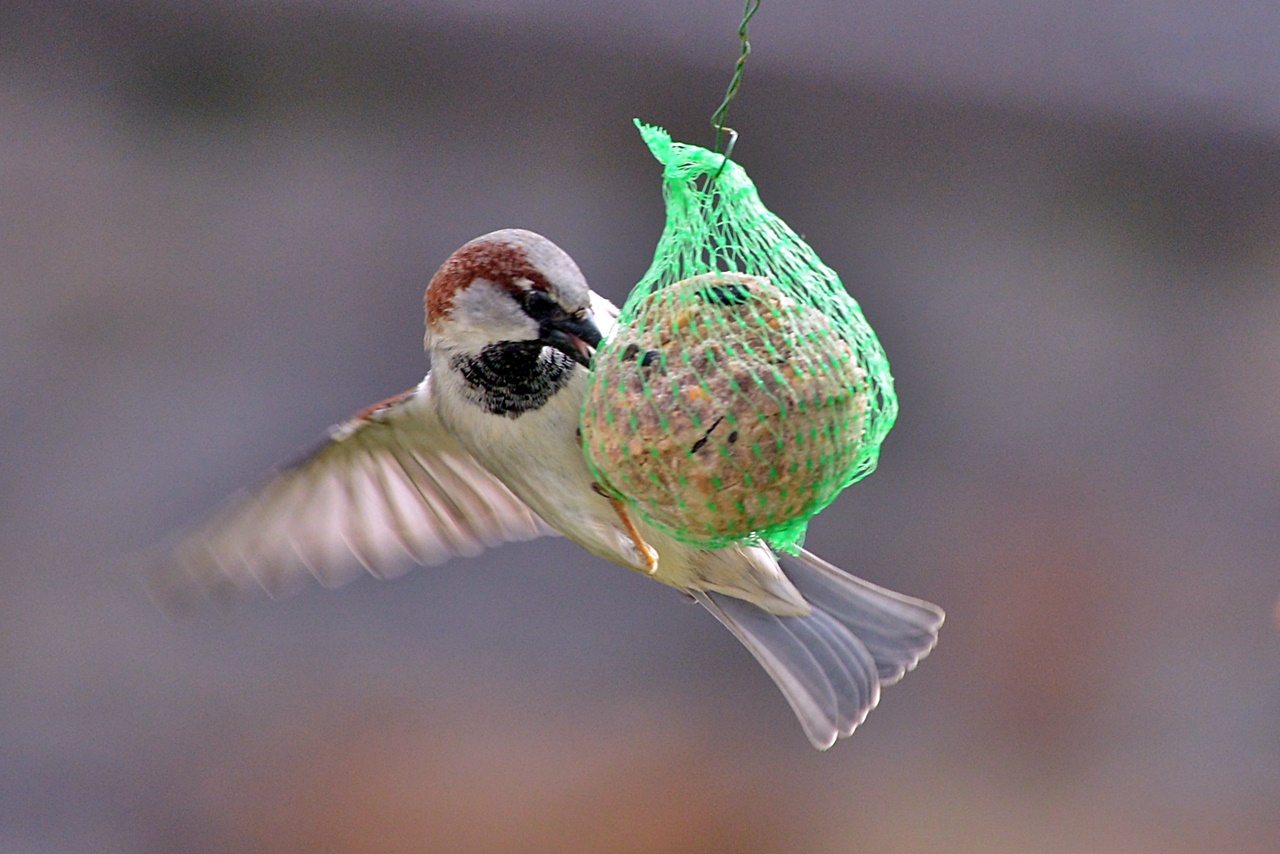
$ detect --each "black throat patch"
[450,341,577,418]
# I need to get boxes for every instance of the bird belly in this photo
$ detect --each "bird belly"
[437,370,653,573]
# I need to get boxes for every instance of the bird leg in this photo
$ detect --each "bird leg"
[593,483,659,575]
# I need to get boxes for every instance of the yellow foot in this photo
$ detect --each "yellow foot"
[595,484,659,575]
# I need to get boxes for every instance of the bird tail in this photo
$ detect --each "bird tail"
[692,548,943,750]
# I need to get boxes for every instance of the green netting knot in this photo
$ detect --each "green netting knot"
[580,121,897,553]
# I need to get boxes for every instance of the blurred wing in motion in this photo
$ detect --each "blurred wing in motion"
[694,548,943,750]
[148,377,552,615]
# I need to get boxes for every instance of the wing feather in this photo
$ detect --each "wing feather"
[149,377,552,614]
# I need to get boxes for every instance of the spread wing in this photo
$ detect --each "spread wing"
[147,376,552,614]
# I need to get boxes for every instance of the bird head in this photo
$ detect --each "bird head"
[424,229,603,366]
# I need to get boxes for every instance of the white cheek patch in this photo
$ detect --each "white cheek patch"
[444,278,540,350]
[454,278,522,321]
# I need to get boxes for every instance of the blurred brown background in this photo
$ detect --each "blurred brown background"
[3,1,1279,851]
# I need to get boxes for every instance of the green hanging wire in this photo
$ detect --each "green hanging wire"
[710,0,762,176]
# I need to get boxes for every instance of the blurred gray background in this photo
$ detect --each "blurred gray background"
[3,1,1279,851]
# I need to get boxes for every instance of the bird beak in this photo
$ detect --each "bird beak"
[540,314,603,368]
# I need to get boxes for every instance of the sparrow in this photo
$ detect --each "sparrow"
[151,228,943,750]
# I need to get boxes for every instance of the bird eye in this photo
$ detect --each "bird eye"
[522,290,562,320]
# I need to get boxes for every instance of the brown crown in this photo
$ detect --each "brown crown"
[425,238,552,330]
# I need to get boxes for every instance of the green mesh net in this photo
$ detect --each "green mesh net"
[580,121,897,552]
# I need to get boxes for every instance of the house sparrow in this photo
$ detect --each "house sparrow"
[151,228,943,750]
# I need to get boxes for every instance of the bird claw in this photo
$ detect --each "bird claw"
[635,538,659,575]
[596,484,659,575]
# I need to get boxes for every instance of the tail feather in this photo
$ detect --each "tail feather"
[781,549,944,685]
[695,548,943,750]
